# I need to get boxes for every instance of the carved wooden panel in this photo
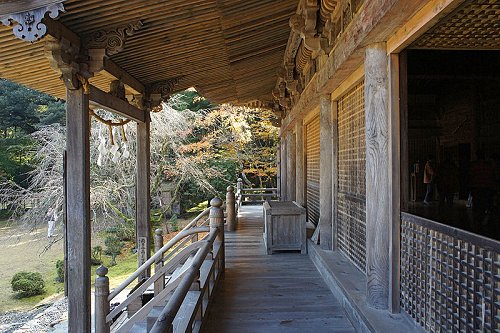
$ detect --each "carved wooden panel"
[337,81,366,273]
[305,116,320,225]
[401,212,500,332]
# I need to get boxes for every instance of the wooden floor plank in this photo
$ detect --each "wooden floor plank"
[203,205,355,333]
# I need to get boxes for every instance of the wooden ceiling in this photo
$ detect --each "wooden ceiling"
[412,0,500,49]
[0,0,297,104]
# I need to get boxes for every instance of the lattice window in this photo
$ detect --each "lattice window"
[401,213,500,332]
[306,116,320,225]
[337,81,366,273]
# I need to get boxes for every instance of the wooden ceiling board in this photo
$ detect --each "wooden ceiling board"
[0,0,297,104]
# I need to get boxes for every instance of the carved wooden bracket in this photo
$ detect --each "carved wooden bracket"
[0,2,65,42]
[45,37,81,89]
[83,21,143,56]
[146,77,182,108]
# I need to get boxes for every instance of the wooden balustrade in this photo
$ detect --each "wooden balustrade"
[94,198,225,333]
[400,212,500,332]
[150,197,225,332]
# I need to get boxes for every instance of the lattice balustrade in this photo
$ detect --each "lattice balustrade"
[337,81,366,273]
[401,212,500,332]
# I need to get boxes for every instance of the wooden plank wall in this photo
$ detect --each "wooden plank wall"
[305,116,320,225]
[337,81,367,273]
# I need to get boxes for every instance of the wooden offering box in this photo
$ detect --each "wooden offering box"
[263,201,307,254]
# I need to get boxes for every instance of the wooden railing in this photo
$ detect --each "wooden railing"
[95,197,226,333]
[235,178,278,207]
[400,212,500,332]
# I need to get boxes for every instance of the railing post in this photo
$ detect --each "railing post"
[154,228,165,296]
[95,265,110,333]
[209,197,225,272]
[226,186,236,231]
[236,178,243,207]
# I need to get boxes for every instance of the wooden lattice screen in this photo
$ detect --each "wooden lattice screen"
[400,212,500,332]
[337,81,366,272]
[305,116,320,225]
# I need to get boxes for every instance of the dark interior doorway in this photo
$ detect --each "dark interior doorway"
[404,49,500,240]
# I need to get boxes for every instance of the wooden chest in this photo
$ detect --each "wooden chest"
[263,201,307,254]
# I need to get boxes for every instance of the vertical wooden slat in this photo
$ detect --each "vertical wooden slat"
[66,86,91,332]
[365,42,390,309]
[319,95,333,250]
[136,114,151,279]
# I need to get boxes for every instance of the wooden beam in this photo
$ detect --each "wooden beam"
[365,42,390,310]
[89,85,146,123]
[0,0,64,15]
[65,85,91,332]
[389,53,401,314]
[44,18,146,95]
[102,58,145,95]
[136,114,151,280]
[319,95,332,250]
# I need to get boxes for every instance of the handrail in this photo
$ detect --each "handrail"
[149,229,219,333]
[107,205,210,301]
[95,197,224,333]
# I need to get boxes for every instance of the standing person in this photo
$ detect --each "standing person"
[47,206,57,238]
[423,155,435,205]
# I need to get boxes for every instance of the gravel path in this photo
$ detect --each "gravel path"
[0,298,67,333]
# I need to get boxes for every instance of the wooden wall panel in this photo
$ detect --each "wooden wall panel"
[305,116,320,225]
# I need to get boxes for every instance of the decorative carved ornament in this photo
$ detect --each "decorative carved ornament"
[146,77,183,109]
[0,2,65,42]
[83,21,143,56]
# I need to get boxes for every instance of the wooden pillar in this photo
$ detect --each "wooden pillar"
[365,42,390,309]
[136,114,151,280]
[66,86,92,332]
[295,122,305,206]
[280,136,287,201]
[389,53,402,313]
[331,102,339,250]
[319,96,333,250]
[286,131,296,201]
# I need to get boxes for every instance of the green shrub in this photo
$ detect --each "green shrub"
[55,260,64,283]
[104,235,124,266]
[11,272,45,297]
[91,246,102,265]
